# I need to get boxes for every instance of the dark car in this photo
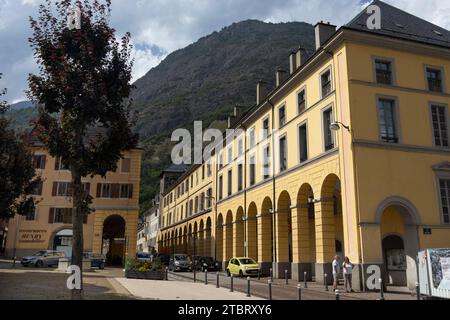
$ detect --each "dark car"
[169,254,193,272]
[154,253,170,266]
[136,252,151,263]
[83,252,106,269]
[193,256,220,272]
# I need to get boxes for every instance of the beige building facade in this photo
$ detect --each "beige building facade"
[4,144,142,265]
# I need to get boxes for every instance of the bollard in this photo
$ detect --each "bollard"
[416,282,421,300]
[268,280,273,300]
[193,267,197,283]
[379,278,385,300]
[258,269,261,281]
[230,274,234,292]
[165,267,169,281]
[270,268,273,282]
[335,289,340,300]
[297,284,302,301]
[216,272,220,288]
[285,270,289,285]
[324,273,329,291]
[205,270,208,285]
[247,277,251,297]
[304,271,308,288]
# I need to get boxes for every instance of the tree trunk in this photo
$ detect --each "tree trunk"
[71,168,85,300]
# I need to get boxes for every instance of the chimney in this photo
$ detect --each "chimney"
[289,50,297,74]
[256,80,268,105]
[228,115,236,128]
[314,21,336,50]
[296,48,306,68]
[234,105,244,118]
[276,69,288,87]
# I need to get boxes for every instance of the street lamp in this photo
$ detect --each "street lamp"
[330,121,351,132]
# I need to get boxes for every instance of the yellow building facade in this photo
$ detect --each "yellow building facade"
[158,1,450,291]
[5,144,143,265]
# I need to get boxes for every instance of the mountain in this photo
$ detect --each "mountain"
[10,100,34,111]
[6,19,316,213]
[132,20,315,138]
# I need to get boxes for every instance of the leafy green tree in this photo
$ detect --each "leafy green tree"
[27,0,138,299]
[0,73,39,221]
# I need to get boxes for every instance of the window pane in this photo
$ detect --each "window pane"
[299,124,308,162]
[375,60,392,84]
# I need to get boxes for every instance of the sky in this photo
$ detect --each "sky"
[0,0,449,103]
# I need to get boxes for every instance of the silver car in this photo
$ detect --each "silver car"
[169,254,193,272]
[21,250,65,268]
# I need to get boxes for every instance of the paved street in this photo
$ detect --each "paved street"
[0,260,133,300]
[0,260,416,300]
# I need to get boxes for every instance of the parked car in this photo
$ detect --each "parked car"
[169,254,193,272]
[193,256,220,272]
[226,257,260,277]
[83,252,106,269]
[154,253,170,266]
[136,252,151,263]
[21,250,65,268]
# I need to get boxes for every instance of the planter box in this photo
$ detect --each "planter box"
[125,269,165,280]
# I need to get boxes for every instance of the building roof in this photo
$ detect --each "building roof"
[346,0,450,49]
[162,163,188,174]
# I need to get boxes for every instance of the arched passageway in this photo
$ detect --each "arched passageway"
[234,207,245,257]
[258,197,273,275]
[378,198,420,290]
[247,202,258,261]
[102,215,126,266]
[275,191,292,278]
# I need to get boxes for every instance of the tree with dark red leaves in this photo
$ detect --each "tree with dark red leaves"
[27,0,138,299]
[0,73,40,222]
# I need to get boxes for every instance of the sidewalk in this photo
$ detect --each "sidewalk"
[168,270,416,301]
[115,277,263,300]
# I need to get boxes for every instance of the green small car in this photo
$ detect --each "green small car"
[226,257,260,277]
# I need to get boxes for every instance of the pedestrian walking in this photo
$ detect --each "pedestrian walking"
[342,256,354,293]
[332,255,341,292]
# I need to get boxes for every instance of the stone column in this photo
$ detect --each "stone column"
[292,204,312,281]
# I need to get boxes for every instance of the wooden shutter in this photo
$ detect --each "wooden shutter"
[48,208,55,224]
[85,183,91,195]
[96,183,102,198]
[121,158,131,173]
[111,184,120,198]
[83,214,88,224]
[54,157,60,170]
[40,155,47,169]
[128,184,134,199]
[63,208,72,224]
[52,182,58,196]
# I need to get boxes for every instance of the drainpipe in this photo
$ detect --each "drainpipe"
[241,123,248,257]
[268,99,277,265]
